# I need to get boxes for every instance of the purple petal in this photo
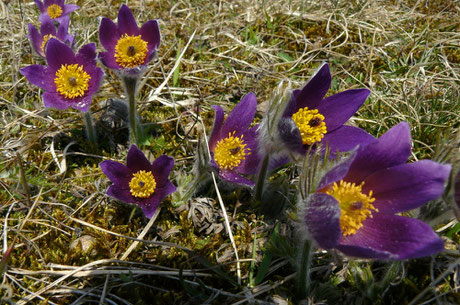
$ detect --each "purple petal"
[209,105,225,150]
[235,125,261,175]
[126,145,153,173]
[20,65,53,91]
[303,193,341,249]
[28,24,44,56]
[45,39,77,71]
[40,17,56,36]
[317,151,357,190]
[54,15,70,26]
[35,0,44,12]
[107,184,135,204]
[277,117,304,154]
[317,89,370,132]
[345,122,411,184]
[151,155,174,187]
[138,181,176,218]
[338,214,444,260]
[219,170,254,186]
[62,4,79,15]
[322,125,375,157]
[362,160,451,214]
[100,160,133,186]
[99,18,120,51]
[221,92,257,137]
[294,63,331,111]
[42,92,71,110]
[118,4,139,35]
[268,154,290,171]
[82,65,104,98]
[140,20,160,52]
[70,97,92,112]
[76,43,97,64]
[99,51,120,70]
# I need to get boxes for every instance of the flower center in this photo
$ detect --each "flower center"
[47,4,63,19]
[292,107,327,145]
[129,170,157,198]
[114,34,149,68]
[41,34,55,54]
[325,180,377,236]
[214,131,250,170]
[54,64,91,99]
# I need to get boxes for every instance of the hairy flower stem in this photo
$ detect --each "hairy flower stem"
[83,111,97,144]
[122,76,141,145]
[296,239,312,301]
[254,154,270,202]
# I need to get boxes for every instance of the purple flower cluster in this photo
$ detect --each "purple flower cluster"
[20,2,451,262]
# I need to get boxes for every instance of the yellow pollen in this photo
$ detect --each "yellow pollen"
[325,180,377,236]
[47,4,63,19]
[214,131,251,170]
[129,170,157,198]
[292,107,327,145]
[54,64,91,99]
[114,34,149,68]
[41,34,55,54]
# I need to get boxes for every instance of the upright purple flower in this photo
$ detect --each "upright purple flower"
[278,63,374,156]
[28,17,74,57]
[209,93,261,186]
[100,145,176,218]
[303,122,450,260]
[98,4,160,75]
[34,0,79,24]
[20,39,103,112]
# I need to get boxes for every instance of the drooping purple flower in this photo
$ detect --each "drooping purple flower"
[209,93,262,186]
[28,17,74,57]
[34,0,79,24]
[98,4,160,75]
[100,145,176,218]
[303,122,451,260]
[20,39,103,112]
[278,63,374,156]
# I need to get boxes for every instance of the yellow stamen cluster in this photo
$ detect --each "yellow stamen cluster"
[292,107,327,145]
[41,34,55,54]
[129,170,157,198]
[214,131,250,170]
[114,34,148,68]
[54,64,91,99]
[325,180,377,236]
[47,4,63,19]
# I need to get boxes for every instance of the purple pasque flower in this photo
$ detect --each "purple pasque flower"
[303,122,451,260]
[100,145,176,218]
[20,39,103,112]
[209,93,261,186]
[278,63,374,156]
[28,16,74,57]
[98,4,160,75]
[34,0,79,24]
